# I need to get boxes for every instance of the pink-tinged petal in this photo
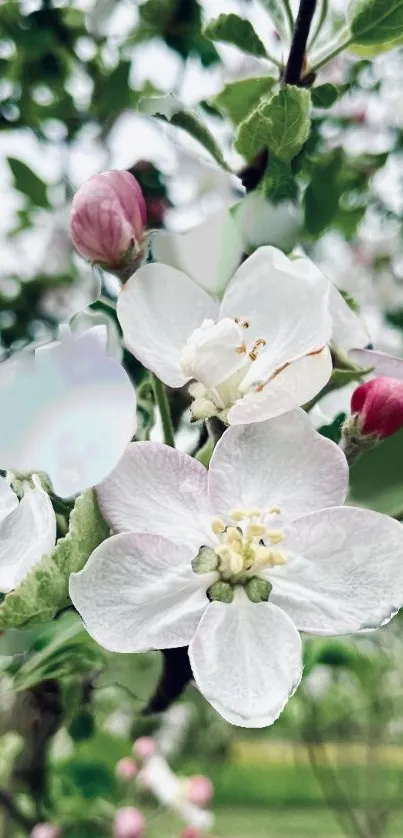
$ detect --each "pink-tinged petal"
[97,441,212,549]
[351,377,403,439]
[208,409,348,523]
[0,329,136,498]
[228,347,332,425]
[189,595,303,727]
[0,476,56,592]
[349,348,403,379]
[117,263,218,388]
[220,248,332,371]
[70,533,213,652]
[152,207,244,297]
[270,507,403,635]
[329,284,369,350]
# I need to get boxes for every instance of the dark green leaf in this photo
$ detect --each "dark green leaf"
[311,83,349,108]
[204,13,269,58]
[235,86,311,162]
[348,0,403,46]
[7,157,50,208]
[213,76,275,124]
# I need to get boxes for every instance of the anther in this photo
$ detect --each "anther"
[235,343,247,354]
[267,529,285,544]
[211,518,226,535]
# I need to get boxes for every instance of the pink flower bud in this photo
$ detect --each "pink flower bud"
[133,736,157,760]
[179,828,202,838]
[116,757,138,781]
[70,170,147,280]
[351,377,403,439]
[187,775,214,807]
[113,807,146,838]
[30,825,61,838]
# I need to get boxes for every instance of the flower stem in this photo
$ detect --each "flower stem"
[152,375,175,447]
[307,0,328,50]
[307,24,352,74]
[281,0,295,34]
[284,0,317,85]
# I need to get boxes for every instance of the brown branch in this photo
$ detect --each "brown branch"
[284,0,317,85]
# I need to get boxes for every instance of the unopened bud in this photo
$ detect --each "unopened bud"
[342,377,403,464]
[30,825,61,838]
[116,757,138,781]
[113,807,145,838]
[133,736,157,760]
[70,170,147,281]
[187,775,214,807]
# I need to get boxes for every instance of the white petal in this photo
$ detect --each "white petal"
[270,507,403,635]
[152,207,244,297]
[349,348,403,379]
[189,595,303,727]
[117,263,218,387]
[220,248,332,371]
[181,318,247,389]
[233,193,302,255]
[0,331,136,498]
[70,309,123,361]
[310,382,356,429]
[228,347,332,425]
[329,284,369,351]
[97,441,212,550]
[0,477,56,592]
[208,409,348,523]
[0,478,18,526]
[70,532,212,652]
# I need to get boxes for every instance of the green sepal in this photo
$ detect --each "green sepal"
[245,576,272,603]
[207,580,234,603]
[192,546,219,574]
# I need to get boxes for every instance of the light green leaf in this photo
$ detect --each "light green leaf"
[139,94,230,170]
[0,490,109,629]
[235,85,311,162]
[348,0,403,46]
[204,13,269,58]
[213,76,275,125]
[311,83,349,108]
[258,0,292,42]
[7,157,50,209]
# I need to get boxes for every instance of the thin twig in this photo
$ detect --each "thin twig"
[284,0,317,85]
[308,0,328,50]
[152,374,175,447]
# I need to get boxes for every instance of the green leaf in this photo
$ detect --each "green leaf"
[311,83,348,108]
[348,426,403,515]
[7,157,50,209]
[258,0,291,42]
[263,156,298,202]
[304,153,343,236]
[235,85,311,162]
[348,0,403,46]
[204,13,269,58]
[0,490,109,629]
[139,94,230,170]
[213,76,275,125]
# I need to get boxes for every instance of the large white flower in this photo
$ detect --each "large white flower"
[0,475,56,592]
[118,246,333,425]
[70,410,403,728]
[0,325,136,498]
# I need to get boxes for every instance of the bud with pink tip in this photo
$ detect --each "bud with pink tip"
[187,775,214,807]
[113,807,146,838]
[133,736,157,761]
[179,828,202,838]
[116,757,138,781]
[342,377,403,464]
[30,825,61,838]
[70,170,147,281]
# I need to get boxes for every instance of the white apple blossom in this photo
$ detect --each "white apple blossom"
[118,246,333,425]
[0,475,56,593]
[0,325,136,498]
[70,410,403,728]
[137,755,214,831]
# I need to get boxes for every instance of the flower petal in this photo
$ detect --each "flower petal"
[70,532,212,652]
[329,284,369,350]
[228,347,332,425]
[151,207,244,297]
[97,441,212,550]
[349,348,403,379]
[117,263,218,387]
[0,330,136,498]
[189,594,303,727]
[270,507,403,635]
[0,476,56,592]
[0,477,18,526]
[208,409,348,523]
[220,248,332,371]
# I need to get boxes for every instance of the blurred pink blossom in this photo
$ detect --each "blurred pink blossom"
[116,757,139,781]
[133,736,157,760]
[113,807,146,838]
[187,776,214,807]
[30,825,61,838]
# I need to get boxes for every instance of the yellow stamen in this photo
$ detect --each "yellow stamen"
[211,518,226,535]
